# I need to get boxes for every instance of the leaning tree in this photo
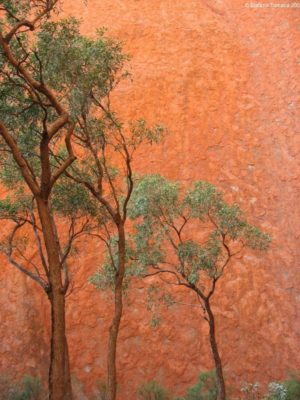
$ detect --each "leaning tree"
[128,175,271,400]
[0,1,126,398]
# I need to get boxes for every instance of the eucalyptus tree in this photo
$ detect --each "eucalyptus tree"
[0,1,126,398]
[64,108,164,400]
[128,175,271,400]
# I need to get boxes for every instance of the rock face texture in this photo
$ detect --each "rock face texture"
[0,0,299,398]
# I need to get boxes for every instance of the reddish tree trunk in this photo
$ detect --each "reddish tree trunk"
[37,197,72,400]
[64,335,73,400]
[204,299,226,400]
[107,224,126,400]
[48,291,67,400]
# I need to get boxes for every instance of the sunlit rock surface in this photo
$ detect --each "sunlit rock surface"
[0,1,299,398]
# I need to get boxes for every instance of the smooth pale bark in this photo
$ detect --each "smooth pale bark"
[37,197,72,400]
[204,299,226,400]
[106,224,126,400]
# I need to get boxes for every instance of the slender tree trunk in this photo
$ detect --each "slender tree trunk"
[37,197,72,400]
[204,299,226,400]
[51,213,73,400]
[46,295,73,400]
[64,335,73,400]
[107,224,126,400]
[48,290,67,400]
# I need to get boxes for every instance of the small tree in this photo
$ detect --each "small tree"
[128,175,271,400]
[0,2,126,398]
[65,105,164,400]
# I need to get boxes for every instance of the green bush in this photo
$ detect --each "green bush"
[283,372,300,400]
[176,371,217,400]
[0,375,43,400]
[138,380,171,400]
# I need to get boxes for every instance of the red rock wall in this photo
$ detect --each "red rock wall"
[1,0,299,398]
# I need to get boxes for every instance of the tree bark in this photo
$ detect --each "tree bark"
[48,290,67,400]
[204,299,226,400]
[107,224,126,400]
[64,335,73,400]
[37,197,72,400]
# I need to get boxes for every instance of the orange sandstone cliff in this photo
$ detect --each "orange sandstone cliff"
[0,0,299,398]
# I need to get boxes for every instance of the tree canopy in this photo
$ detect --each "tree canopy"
[128,174,271,292]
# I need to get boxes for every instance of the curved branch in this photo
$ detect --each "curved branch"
[29,209,49,280]
[0,30,67,116]
[3,1,59,44]
[64,170,118,224]
[49,122,76,189]
[85,229,117,272]
[0,121,40,195]
[4,20,35,43]
[143,268,182,285]
[206,233,232,300]
[6,222,49,291]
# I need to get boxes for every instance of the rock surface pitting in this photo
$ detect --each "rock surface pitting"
[0,1,299,398]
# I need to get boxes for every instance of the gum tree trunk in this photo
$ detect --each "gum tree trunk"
[107,223,126,400]
[64,336,73,400]
[37,197,72,400]
[204,299,226,400]
[48,290,67,400]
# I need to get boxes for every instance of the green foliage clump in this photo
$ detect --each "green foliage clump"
[129,174,179,220]
[176,371,217,400]
[0,12,128,189]
[283,372,300,400]
[89,258,117,291]
[129,119,165,147]
[35,19,127,116]
[138,380,171,400]
[51,178,98,218]
[0,194,31,220]
[0,375,43,400]
[88,236,136,291]
[128,174,271,286]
